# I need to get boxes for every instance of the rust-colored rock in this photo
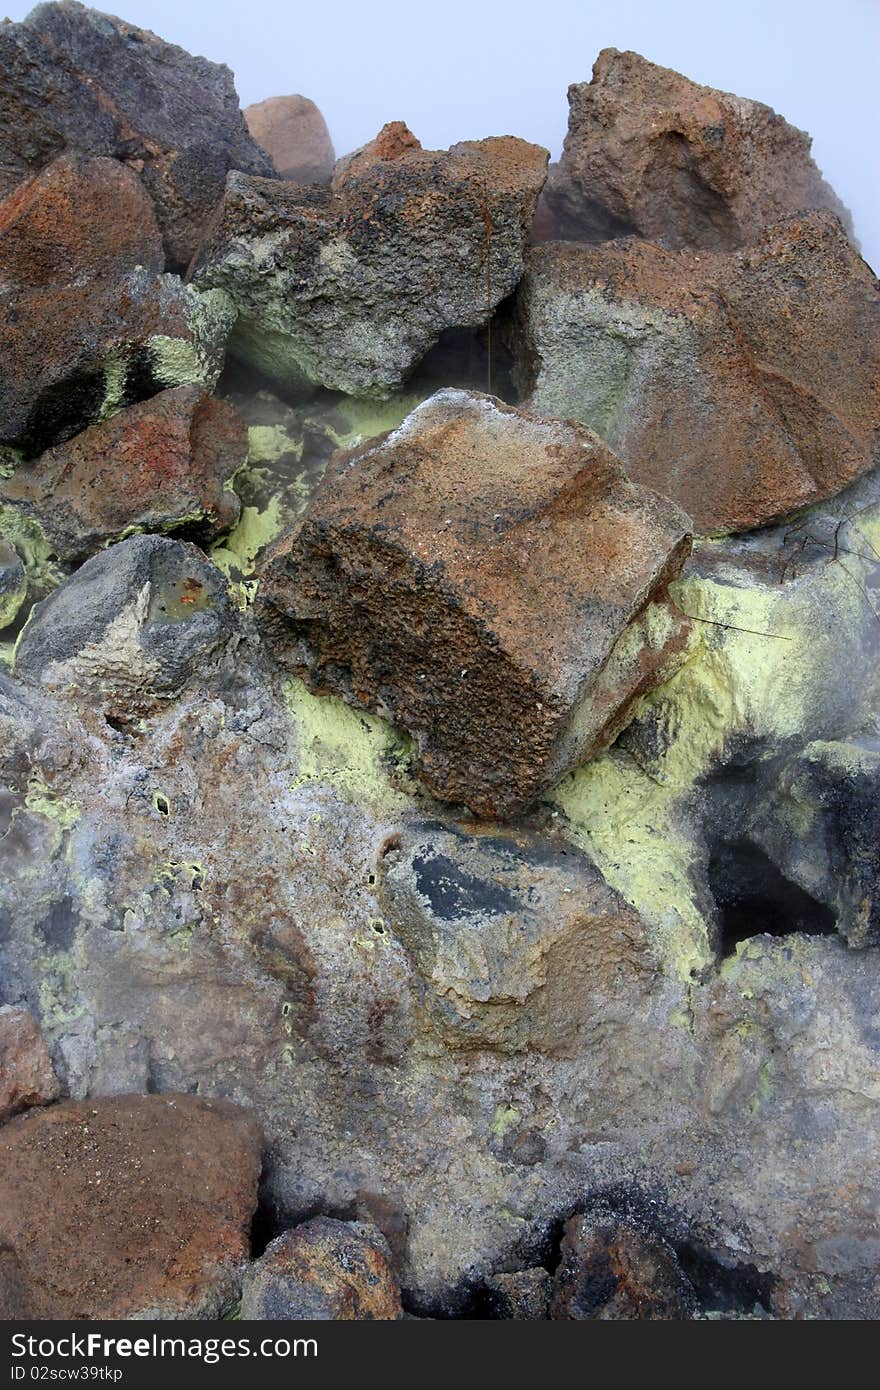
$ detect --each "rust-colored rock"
[0,155,234,455]
[1,387,245,564]
[543,48,851,250]
[514,212,880,533]
[0,1093,262,1319]
[240,1217,403,1320]
[0,1006,60,1122]
[257,389,692,817]
[245,94,335,183]
[550,1212,696,1319]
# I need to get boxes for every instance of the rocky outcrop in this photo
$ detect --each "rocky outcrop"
[245,95,335,183]
[0,1006,60,1121]
[194,129,547,397]
[241,1218,403,1319]
[0,155,235,456]
[258,389,692,816]
[15,535,238,717]
[0,1094,262,1318]
[1,388,245,565]
[513,212,880,533]
[0,1,274,266]
[541,48,851,250]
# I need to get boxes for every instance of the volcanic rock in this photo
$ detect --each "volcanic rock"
[0,541,26,630]
[0,1,274,266]
[542,48,851,250]
[483,1268,552,1319]
[550,1210,697,1319]
[0,1093,262,1318]
[245,94,335,184]
[194,132,547,397]
[1,387,245,565]
[258,389,692,816]
[15,534,237,716]
[0,155,235,456]
[514,212,880,533]
[0,1005,60,1121]
[240,1217,403,1320]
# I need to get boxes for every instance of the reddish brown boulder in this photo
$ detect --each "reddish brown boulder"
[1,387,245,564]
[514,211,880,533]
[245,94,335,183]
[240,1217,403,1320]
[550,1212,696,1319]
[543,48,851,250]
[257,389,692,817]
[0,1006,60,1122]
[0,155,234,456]
[0,1093,262,1319]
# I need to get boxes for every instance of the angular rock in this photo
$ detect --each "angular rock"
[0,1,274,266]
[15,534,237,716]
[1,387,245,565]
[195,130,547,397]
[0,1005,60,1121]
[514,213,880,533]
[542,48,851,250]
[0,155,235,455]
[258,389,692,816]
[550,1211,696,1319]
[0,540,26,630]
[241,1217,403,1320]
[0,1093,262,1318]
[483,1268,551,1319]
[245,94,335,183]
[379,822,655,1050]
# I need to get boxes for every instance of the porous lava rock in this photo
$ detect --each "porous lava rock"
[240,1217,403,1320]
[0,1005,60,1121]
[550,1210,697,1319]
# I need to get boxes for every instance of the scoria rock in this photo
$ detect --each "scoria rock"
[257,389,692,816]
[15,534,238,718]
[0,1094,262,1318]
[513,212,880,533]
[245,94,335,183]
[0,387,245,565]
[550,1210,697,1319]
[194,129,547,397]
[541,48,851,250]
[0,1,274,266]
[0,1005,60,1121]
[0,154,235,456]
[241,1218,403,1320]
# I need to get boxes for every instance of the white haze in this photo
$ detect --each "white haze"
[3,0,878,268]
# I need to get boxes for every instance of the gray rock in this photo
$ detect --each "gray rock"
[0,541,26,630]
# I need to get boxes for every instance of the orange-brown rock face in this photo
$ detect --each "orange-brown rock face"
[541,49,852,251]
[0,1006,60,1122]
[241,1218,403,1320]
[0,1094,262,1319]
[245,94,335,183]
[514,212,880,533]
[257,390,692,817]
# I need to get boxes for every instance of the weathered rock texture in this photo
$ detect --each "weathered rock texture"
[0,154,235,456]
[542,48,851,250]
[0,1,274,266]
[15,534,238,717]
[550,1209,697,1319]
[514,212,880,533]
[0,1094,262,1318]
[245,94,335,183]
[1,388,245,564]
[195,129,548,397]
[241,1218,403,1320]
[257,390,692,816]
[0,1005,60,1121]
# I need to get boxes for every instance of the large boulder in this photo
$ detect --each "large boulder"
[245,94,335,184]
[241,1218,403,1320]
[194,127,548,397]
[0,155,235,456]
[541,48,851,250]
[257,389,692,817]
[0,1005,60,1122]
[0,1,274,266]
[15,534,237,717]
[513,212,880,533]
[550,1209,697,1319]
[0,1093,262,1318]
[1,387,245,565]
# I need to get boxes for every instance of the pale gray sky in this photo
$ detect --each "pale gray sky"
[4,0,879,267]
